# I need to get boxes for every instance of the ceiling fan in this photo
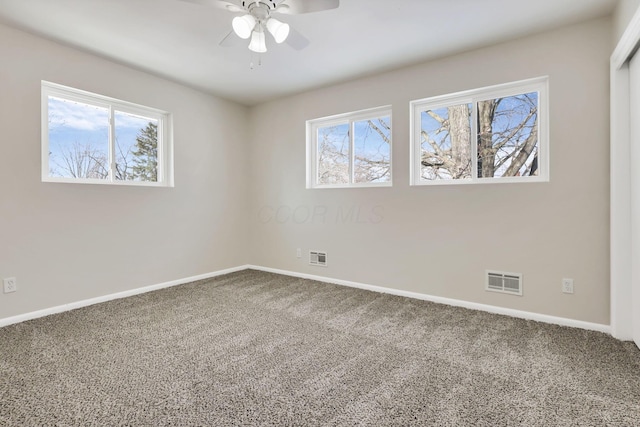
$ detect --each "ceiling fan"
[181,0,340,53]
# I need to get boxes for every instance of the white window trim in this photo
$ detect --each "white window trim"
[41,81,174,187]
[410,76,549,186]
[306,105,393,189]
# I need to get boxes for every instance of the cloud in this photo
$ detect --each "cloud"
[48,96,109,131]
[115,111,157,131]
[47,97,157,132]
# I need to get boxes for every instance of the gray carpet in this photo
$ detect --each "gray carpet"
[1,270,639,426]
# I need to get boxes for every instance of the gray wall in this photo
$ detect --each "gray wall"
[248,18,612,325]
[0,16,615,326]
[0,23,250,318]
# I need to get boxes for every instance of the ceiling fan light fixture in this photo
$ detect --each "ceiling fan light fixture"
[248,28,267,53]
[266,18,290,44]
[232,14,256,39]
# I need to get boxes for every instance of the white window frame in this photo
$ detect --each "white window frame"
[410,76,549,186]
[306,105,393,189]
[41,81,173,187]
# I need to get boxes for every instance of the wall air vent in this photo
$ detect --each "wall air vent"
[309,251,327,267]
[486,270,522,296]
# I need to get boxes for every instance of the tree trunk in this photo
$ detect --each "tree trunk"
[448,104,471,179]
[477,100,497,178]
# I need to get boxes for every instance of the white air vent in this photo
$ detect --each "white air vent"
[486,270,522,296]
[309,251,327,267]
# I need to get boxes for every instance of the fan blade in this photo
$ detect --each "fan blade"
[179,0,244,13]
[219,29,247,47]
[285,27,309,50]
[276,0,339,14]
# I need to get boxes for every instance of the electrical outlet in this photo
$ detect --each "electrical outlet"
[296,248,301,258]
[562,278,574,294]
[3,277,17,293]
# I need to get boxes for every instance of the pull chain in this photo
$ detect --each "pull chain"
[249,53,263,70]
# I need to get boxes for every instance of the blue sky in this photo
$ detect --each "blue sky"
[420,93,538,179]
[48,96,156,178]
[318,117,391,184]
[320,118,390,160]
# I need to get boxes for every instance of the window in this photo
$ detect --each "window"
[307,106,392,188]
[410,77,548,185]
[41,81,173,186]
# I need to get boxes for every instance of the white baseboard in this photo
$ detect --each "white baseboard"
[1,264,611,335]
[248,265,612,335]
[0,265,250,328]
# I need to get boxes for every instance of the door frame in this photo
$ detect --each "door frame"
[611,7,640,341]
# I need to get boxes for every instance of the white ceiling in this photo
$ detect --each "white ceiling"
[0,0,617,106]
